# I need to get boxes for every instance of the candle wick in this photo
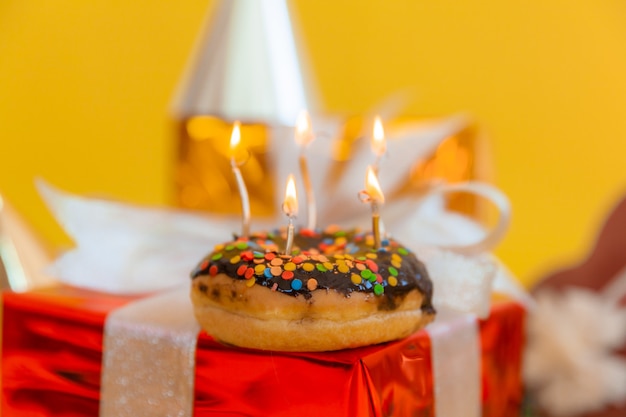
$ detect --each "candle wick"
[231,148,251,168]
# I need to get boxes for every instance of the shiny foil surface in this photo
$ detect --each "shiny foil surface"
[1,287,524,416]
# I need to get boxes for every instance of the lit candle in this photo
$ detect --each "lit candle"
[294,110,316,231]
[360,166,385,250]
[282,174,298,255]
[229,121,251,237]
[371,115,386,172]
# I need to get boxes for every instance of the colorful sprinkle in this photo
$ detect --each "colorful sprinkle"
[254,265,266,275]
[200,260,209,270]
[350,274,361,285]
[209,265,218,277]
[302,263,315,272]
[229,255,241,264]
[271,283,278,291]
[236,242,249,250]
[265,253,276,261]
[253,251,264,259]
[241,251,254,261]
[282,270,294,280]
[292,256,304,264]
[244,267,255,279]
[388,276,398,286]
[388,266,398,277]
[391,260,402,269]
[264,268,273,279]
[325,225,340,234]
[337,264,350,274]
[376,274,383,283]
[392,253,402,262]
[316,263,328,272]
[245,278,256,287]
[225,245,234,251]
[270,266,282,276]
[365,253,377,259]
[270,257,283,266]
[307,278,318,291]
[213,244,224,251]
[290,278,302,290]
[374,284,384,295]
[360,269,373,280]
[355,263,366,271]
[236,265,247,276]
[365,259,379,273]
[398,248,409,255]
[323,262,334,271]
[284,262,296,271]
[211,253,223,261]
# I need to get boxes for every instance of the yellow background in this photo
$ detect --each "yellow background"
[2,0,626,286]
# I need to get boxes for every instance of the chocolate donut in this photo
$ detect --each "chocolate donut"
[190,226,435,351]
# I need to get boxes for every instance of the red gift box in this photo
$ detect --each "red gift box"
[2,286,525,417]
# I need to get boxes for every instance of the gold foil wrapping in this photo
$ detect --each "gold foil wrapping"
[175,116,274,217]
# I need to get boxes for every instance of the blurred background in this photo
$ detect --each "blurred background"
[1,0,626,287]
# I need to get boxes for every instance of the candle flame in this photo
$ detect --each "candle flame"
[365,166,385,203]
[371,116,386,157]
[295,110,314,147]
[283,174,298,216]
[229,121,242,158]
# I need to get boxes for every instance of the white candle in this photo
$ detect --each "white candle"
[229,121,251,237]
[282,174,299,255]
[363,166,385,250]
[295,110,316,231]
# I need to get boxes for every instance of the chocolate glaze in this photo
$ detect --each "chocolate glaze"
[191,228,435,314]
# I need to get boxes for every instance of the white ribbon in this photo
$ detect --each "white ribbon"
[427,309,481,417]
[100,286,200,417]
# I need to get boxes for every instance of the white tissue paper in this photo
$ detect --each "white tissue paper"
[38,181,234,294]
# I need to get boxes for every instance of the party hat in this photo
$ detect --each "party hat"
[171,0,316,126]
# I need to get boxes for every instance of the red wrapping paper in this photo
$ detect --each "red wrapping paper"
[2,286,525,417]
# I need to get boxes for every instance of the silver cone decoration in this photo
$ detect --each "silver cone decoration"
[171,0,316,126]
